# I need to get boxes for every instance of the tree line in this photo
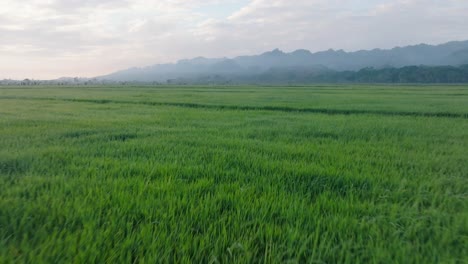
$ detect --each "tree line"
[2,65,468,85]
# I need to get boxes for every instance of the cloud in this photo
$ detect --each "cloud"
[198,0,468,51]
[0,0,467,79]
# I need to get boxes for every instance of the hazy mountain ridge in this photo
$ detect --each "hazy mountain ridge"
[99,40,468,82]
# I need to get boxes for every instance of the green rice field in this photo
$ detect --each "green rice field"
[0,85,467,263]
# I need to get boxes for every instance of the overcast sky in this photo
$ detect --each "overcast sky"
[1,0,467,79]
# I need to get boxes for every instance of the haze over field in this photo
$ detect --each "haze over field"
[1,0,468,79]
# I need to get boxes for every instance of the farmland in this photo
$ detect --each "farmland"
[0,85,467,263]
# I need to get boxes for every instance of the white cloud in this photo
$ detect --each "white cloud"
[0,0,467,79]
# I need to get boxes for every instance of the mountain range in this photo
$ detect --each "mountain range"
[99,40,468,83]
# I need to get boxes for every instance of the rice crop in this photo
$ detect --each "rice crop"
[0,85,467,263]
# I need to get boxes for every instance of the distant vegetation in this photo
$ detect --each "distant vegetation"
[167,65,468,84]
[2,65,468,86]
[340,65,468,83]
[1,85,467,262]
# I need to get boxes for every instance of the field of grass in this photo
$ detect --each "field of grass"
[0,85,467,263]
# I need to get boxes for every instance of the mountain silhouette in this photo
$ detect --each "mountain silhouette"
[99,40,468,82]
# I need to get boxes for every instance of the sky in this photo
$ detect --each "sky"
[1,0,467,79]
